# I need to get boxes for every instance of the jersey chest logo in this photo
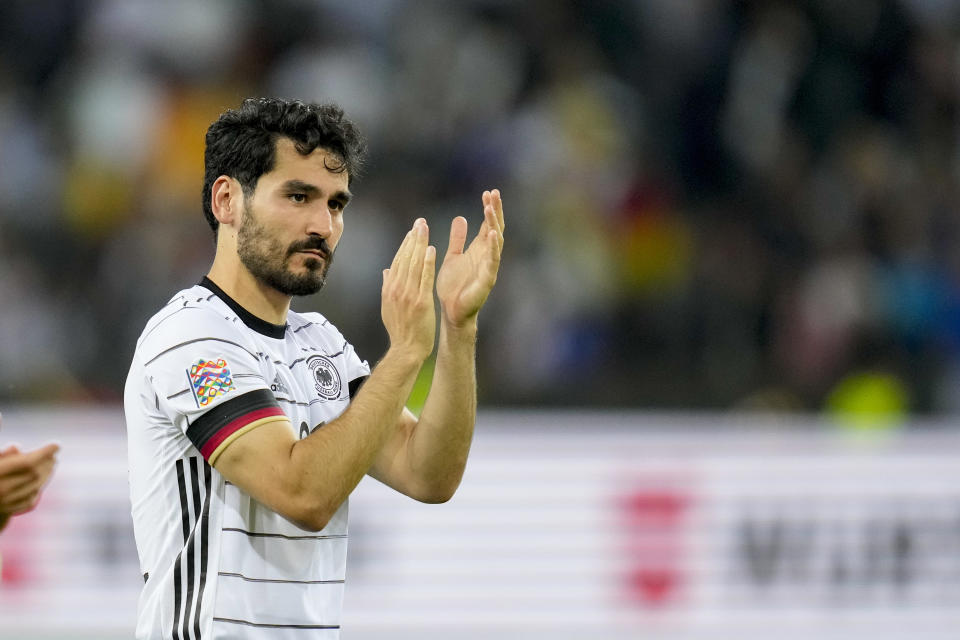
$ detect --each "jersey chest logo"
[307,355,341,400]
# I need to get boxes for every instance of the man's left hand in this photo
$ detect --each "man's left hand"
[436,189,505,328]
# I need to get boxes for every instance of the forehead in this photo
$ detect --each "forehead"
[265,137,349,189]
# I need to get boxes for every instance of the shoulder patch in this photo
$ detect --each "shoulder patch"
[188,358,236,407]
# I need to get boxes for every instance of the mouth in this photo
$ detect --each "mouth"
[296,249,328,260]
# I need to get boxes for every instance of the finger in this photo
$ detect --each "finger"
[405,219,428,287]
[466,203,497,255]
[391,219,422,273]
[445,216,468,259]
[420,245,436,296]
[482,203,503,252]
[390,225,416,273]
[4,491,43,516]
[0,480,42,509]
[0,456,54,493]
[485,228,502,279]
[29,443,59,460]
[490,188,505,233]
[22,443,59,466]
[478,189,502,235]
[0,462,34,485]
[480,189,491,228]
[0,452,34,475]
[33,457,57,485]
[0,474,31,497]
[0,446,57,484]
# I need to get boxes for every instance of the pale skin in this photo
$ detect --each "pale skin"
[206,138,504,530]
[0,417,59,533]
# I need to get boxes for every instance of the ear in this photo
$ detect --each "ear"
[211,175,242,227]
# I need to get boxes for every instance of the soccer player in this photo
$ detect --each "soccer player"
[124,98,504,638]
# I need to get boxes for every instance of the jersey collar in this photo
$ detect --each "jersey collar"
[199,276,288,339]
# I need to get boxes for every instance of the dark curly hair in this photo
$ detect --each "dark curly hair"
[202,97,367,234]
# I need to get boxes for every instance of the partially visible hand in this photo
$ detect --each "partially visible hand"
[0,442,59,520]
[381,218,437,362]
[436,189,505,327]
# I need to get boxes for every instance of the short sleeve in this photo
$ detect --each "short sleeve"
[140,310,287,464]
[343,339,370,389]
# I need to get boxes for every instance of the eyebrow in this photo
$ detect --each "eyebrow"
[281,179,352,205]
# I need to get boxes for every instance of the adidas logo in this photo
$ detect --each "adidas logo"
[270,374,291,396]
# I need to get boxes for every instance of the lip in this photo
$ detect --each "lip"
[297,250,327,260]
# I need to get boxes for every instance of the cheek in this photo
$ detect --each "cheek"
[329,219,345,246]
[267,232,293,258]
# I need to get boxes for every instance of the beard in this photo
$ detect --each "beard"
[236,202,334,297]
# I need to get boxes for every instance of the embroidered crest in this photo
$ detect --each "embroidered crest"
[187,358,235,407]
[307,355,341,400]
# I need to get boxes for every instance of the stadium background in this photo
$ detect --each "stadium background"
[1,1,959,638]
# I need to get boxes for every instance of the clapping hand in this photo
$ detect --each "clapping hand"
[436,189,505,328]
[0,439,59,531]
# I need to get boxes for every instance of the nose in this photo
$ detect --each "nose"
[306,204,333,238]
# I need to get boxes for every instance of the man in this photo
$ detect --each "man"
[124,97,504,638]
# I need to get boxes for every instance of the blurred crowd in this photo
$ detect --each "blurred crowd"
[1,0,959,416]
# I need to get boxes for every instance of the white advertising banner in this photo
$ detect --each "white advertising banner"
[0,408,957,639]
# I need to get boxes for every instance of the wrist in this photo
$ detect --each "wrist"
[440,308,479,334]
[440,315,478,343]
[382,345,429,371]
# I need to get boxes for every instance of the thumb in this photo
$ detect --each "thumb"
[445,217,468,260]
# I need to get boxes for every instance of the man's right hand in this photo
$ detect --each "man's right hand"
[381,218,437,363]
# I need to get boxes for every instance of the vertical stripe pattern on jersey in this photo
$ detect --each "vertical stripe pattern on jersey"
[173,460,188,640]
[192,461,212,639]
[171,457,212,640]
[181,458,200,640]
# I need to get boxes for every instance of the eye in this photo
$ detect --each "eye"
[289,193,307,204]
[329,200,345,212]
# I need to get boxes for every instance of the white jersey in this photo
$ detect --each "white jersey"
[125,278,370,639]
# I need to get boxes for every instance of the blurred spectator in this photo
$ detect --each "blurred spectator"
[2,0,960,416]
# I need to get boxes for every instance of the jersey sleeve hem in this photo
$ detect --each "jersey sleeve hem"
[348,376,368,398]
[207,414,288,465]
[186,389,287,463]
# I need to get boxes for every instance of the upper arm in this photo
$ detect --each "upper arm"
[210,417,310,524]
[158,377,316,528]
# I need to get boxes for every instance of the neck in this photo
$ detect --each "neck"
[206,257,291,326]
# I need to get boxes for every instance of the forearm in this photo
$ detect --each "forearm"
[407,318,478,496]
[290,347,423,522]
